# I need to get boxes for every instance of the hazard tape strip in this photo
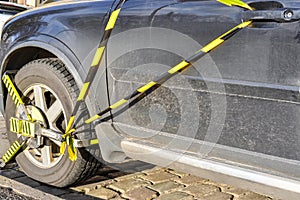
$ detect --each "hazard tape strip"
[1,140,23,163]
[78,0,254,126]
[0,0,253,165]
[61,0,127,161]
[1,74,32,166]
[83,0,253,125]
[217,0,253,10]
[64,0,126,136]
[62,0,253,161]
[84,20,252,125]
[2,75,23,107]
[2,74,32,121]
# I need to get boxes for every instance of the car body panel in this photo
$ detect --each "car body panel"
[153,0,300,159]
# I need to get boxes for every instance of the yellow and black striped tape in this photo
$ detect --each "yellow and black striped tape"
[2,74,32,121]
[61,1,127,161]
[64,1,126,136]
[217,0,253,10]
[2,140,22,163]
[84,20,252,125]
[2,73,34,165]
[0,0,253,165]
[63,0,253,161]
[68,0,252,129]
[2,75,23,108]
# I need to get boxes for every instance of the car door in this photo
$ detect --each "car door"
[107,0,300,180]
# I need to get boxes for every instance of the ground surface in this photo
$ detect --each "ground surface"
[0,116,272,200]
[0,186,34,200]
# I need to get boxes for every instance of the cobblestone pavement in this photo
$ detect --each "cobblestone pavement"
[0,117,272,200]
[0,163,272,200]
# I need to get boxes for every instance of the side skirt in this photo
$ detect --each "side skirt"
[121,139,300,199]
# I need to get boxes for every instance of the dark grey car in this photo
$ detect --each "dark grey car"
[1,0,300,198]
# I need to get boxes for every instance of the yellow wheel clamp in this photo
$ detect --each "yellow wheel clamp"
[1,0,254,166]
[0,74,32,167]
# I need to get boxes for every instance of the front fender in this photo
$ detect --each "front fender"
[0,34,124,163]
[0,35,83,111]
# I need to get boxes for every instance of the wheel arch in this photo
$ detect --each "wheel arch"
[1,38,84,112]
[3,46,56,72]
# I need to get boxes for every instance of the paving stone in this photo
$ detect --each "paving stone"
[96,179,117,188]
[0,169,26,179]
[175,175,207,185]
[71,182,100,193]
[236,192,272,200]
[70,179,116,193]
[86,187,118,199]
[142,166,163,174]
[155,191,194,200]
[141,171,178,184]
[115,172,145,181]
[70,187,86,193]
[35,185,69,196]
[108,178,150,193]
[196,191,233,200]
[166,169,189,178]
[148,180,184,193]
[14,176,41,187]
[220,185,249,196]
[72,179,114,194]
[121,187,158,200]
[182,183,220,197]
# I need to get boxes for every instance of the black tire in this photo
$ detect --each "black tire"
[5,58,102,187]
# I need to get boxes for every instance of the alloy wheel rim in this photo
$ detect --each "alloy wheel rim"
[17,83,66,169]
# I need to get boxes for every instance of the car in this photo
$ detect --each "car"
[1,0,300,198]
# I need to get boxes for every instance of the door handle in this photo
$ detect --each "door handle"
[242,8,300,22]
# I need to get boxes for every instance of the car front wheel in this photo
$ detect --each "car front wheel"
[5,58,101,187]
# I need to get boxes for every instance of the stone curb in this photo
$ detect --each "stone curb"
[0,173,62,200]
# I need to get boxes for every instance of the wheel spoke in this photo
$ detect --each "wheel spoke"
[46,100,63,124]
[32,149,41,156]
[33,86,47,112]
[41,145,52,165]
